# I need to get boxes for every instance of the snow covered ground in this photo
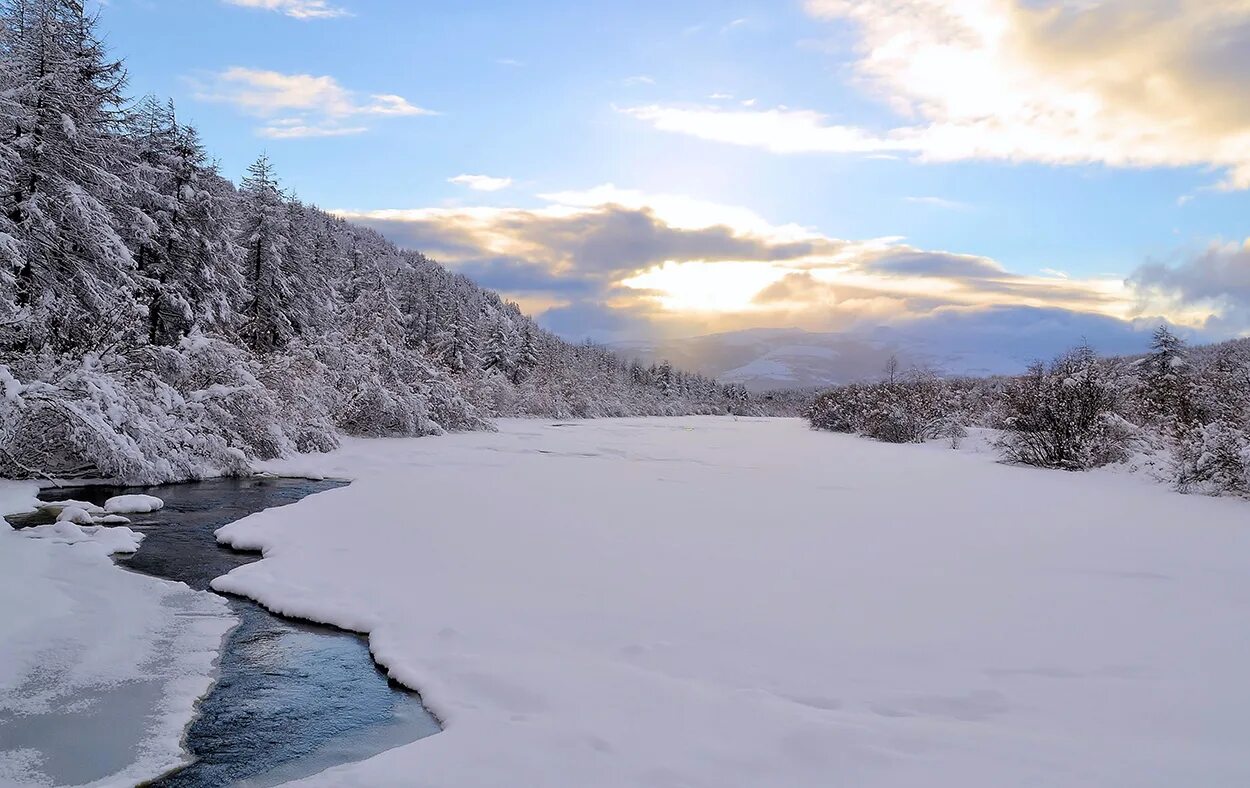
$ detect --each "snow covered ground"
[206,417,1250,787]
[0,483,235,788]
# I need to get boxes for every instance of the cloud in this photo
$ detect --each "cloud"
[621,104,903,154]
[222,0,349,20]
[628,0,1250,188]
[449,174,514,192]
[334,185,1172,342]
[623,75,656,86]
[1129,239,1250,330]
[342,201,827,282]
[868,251,1005,280]
[192,67,435,138]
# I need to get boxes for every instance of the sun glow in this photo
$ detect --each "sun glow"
[622,261,790,313]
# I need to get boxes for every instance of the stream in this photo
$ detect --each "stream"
[7,477,440,787]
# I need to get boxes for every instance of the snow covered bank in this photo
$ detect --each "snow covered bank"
[214,417,1250,787]
[0,491,234,787]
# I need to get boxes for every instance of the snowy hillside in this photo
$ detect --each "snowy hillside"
[205,418,1250,787]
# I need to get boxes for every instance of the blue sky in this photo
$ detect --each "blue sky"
[100,0,1250,344]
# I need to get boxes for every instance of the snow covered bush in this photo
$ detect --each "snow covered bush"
[0,355,251,483]
[997,345,1131,470]
[806,332,1250,496]
[807,384,865,433]
[807,369,961,444]
[1173,421,1250,497]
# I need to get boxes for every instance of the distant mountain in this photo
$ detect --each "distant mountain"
[613,307,1177,391]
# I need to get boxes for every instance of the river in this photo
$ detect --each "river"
[6,477,439,788]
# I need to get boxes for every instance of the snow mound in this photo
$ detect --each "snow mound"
[104,494,164,514]
[54,505,95,525]
[0,481,40,519]
[22,521,144,554]
[38,498,106,516]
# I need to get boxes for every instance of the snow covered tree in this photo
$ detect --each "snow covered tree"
[0,0,140,351]
[1136,325,1195,429]
[0,0,761,483]
[238,154,293,353]
[481,317,516,379]
[120,97,244,344]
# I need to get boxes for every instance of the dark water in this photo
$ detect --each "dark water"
[10,477,440,787]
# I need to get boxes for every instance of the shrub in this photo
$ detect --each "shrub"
[997,345,1129,470]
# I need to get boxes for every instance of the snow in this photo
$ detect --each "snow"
[1,493,234,787]
[103,494,164,514]
[21,520,145,554]
[54,505,95,525]
[38,499,106,516]
[206,417,1250,787]
[0,480,39,519]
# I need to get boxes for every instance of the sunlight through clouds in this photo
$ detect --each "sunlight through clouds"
[626,0,1250,188]
[337,186,1159,340]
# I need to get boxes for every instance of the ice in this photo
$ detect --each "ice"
[103,494,165,514]
[1,496,235,786]
[202,417,1250,787]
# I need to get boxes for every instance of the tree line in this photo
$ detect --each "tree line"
[0,0,754,483]
[807,327,1250,497]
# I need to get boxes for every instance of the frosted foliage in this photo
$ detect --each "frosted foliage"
[0,3,755,484]
[808,334,1250,498]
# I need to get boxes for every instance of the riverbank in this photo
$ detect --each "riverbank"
[0,483,234,787]
[217,417,1250,787]
[1,478,439,787]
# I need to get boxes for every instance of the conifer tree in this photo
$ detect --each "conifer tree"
[1,0,139,350]
[238,154,293,353]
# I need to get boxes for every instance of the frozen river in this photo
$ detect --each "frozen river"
[4,477,439,787]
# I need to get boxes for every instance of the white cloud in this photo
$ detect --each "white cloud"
[628,0,1250,188]
[193,67,435,139]
[622,104,905,154]
[623,75,656,86]
[449,174,514,192]
[223,0,349,20]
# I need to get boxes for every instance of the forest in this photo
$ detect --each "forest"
[0,0,753,483]
[807,327,1250,497]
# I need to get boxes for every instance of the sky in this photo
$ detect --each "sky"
[99,0,1250,348]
